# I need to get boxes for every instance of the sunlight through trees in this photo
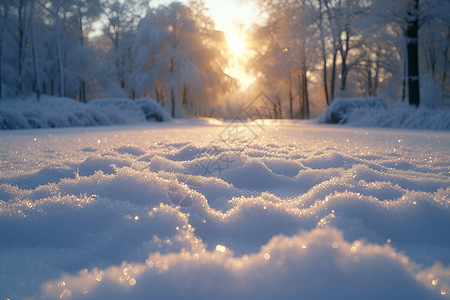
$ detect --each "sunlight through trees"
[0,0,449,118]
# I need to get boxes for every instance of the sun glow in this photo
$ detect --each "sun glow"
[224,31,255,89]
[227,33,245,55]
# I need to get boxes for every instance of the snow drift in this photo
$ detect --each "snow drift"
[0,96,171,130]
[319,98,450,131]
[0,121,449,299]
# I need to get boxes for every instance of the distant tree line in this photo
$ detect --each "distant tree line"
[0,0,449,119]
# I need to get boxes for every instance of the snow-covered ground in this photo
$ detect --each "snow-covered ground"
[1,120,449,300]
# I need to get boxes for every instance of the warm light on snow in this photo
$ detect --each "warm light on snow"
[1,121,449,300]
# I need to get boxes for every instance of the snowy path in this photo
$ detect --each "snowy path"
[1,120,449,299]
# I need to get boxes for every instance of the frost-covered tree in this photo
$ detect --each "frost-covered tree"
[30,0,102,100]
[70,0,101,102]
[371,0,450,106]
[38,0,73,97]
[131,1,234,117]
[300,0,371,101]
[99,0,149,97]
[8,0,31,96]
[254,0,373,107]
[247,2,318,118]
[419,0,450,104]
[354,29,403,98]
[250,0,450,109]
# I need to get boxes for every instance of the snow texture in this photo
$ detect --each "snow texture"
[0,121,449,300]
[319,98,450,131]
[0,96,171,130]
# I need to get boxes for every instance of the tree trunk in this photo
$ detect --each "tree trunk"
[155,85,160,103]
[340,57,348,93]
[278,97,282,118]
[171,88,175,118]
[297,73,304,118]
[406,0,420,106]
[0,0,8,100]
[30,0,41,101]
[367,67,373,96]
[302,68,309,119]
[288,72,293,119]
[55,2,65,97]
[318,0,330,106]
[339,30,349,94]
[330,47,338,101]
[16,0,28,96]
[78,5,86,102]
[442,26,450,94]
[373,55,380,96]
[182,85,187,108]
[402,45,407,102]
[170,57,175,117]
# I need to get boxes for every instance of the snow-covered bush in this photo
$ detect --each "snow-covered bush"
[0,96,171,130]
[135,98,172,122]
[347,103,450,130]
[319,98,386,124]
[88,98,147,124]
[319,97,450,130]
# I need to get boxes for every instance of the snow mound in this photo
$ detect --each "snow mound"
[319,97,386,124]
[0,96,171,130]
[319,98,450,130]
[40,227,445,300]
[1,123,450,299]
[134,98,172,122]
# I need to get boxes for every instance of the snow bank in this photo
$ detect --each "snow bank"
[1,123,449,299]
[319,98,450,130]
[0,96,171,130]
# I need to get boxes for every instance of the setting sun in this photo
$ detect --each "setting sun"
[227,33,245,55]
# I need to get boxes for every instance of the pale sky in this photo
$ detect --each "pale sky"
[152,0,263,35]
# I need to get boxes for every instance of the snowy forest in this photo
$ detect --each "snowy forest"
[0,0,449,119]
